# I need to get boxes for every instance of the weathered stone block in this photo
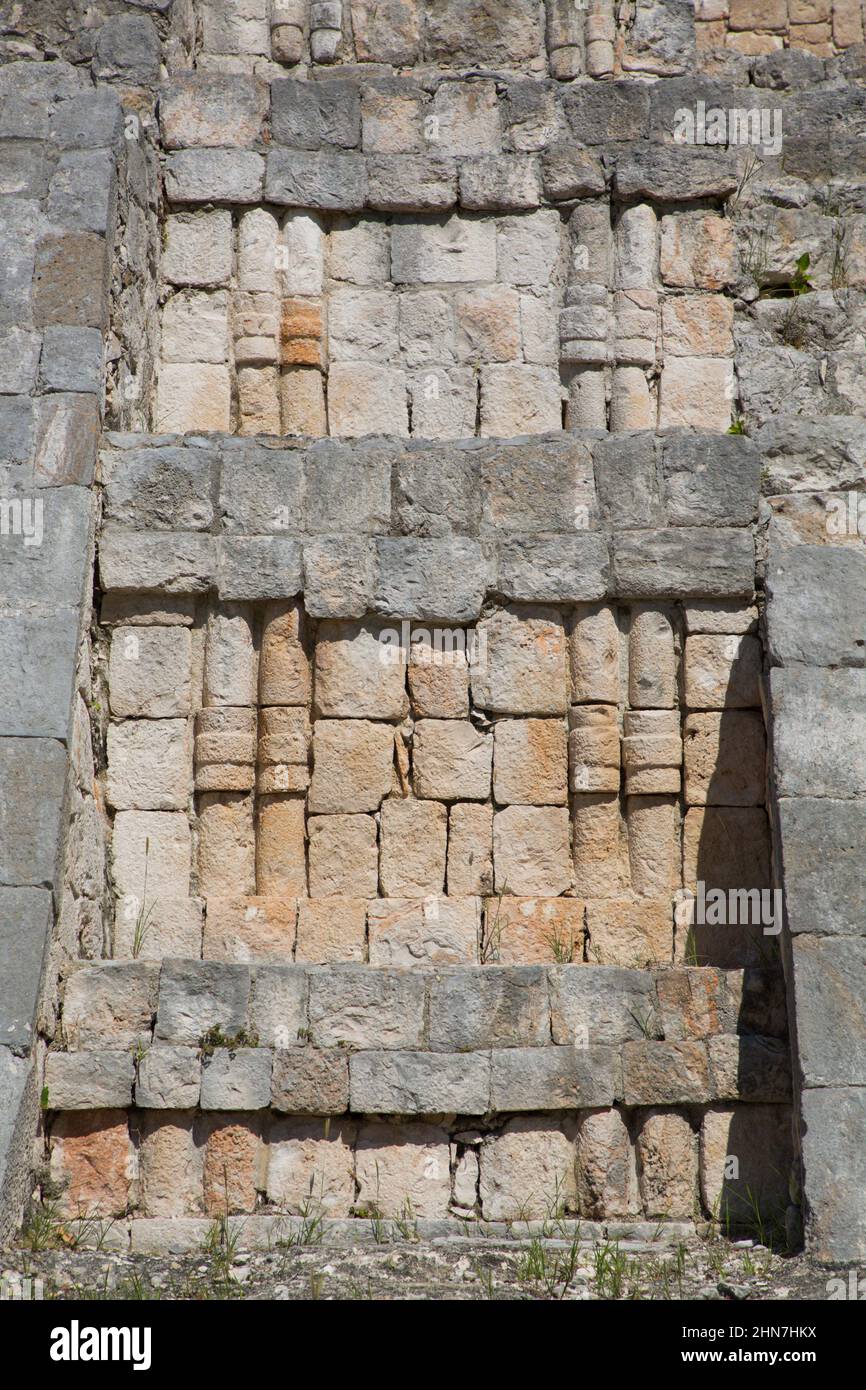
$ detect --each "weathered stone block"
[200,1048,273,1110]
[683,711,765,806]
[380,797,447,898]
[576,1108,639,1219]
[308,816,378,898]
[491,1045,618,1111]
[355,1120,451,1219]
[413,719,492,802]
[636,1110,697,1219]
[308,720,395,814]
[549,965,659,1047]
[160,74,267,149]
[63,963,157,1051]
[137,1047,201,1109]
[350,1050,490,1114]
[472,605,567,716]
[621,1040,711,1105]
[490,897,584,966]
[684,634,761,709]
[374,538,490,622]
[314,619,408,720]
[612,529,755,599]
[272,1047,349,1114]
[109,627,191,719]
[202,896,297,963]
[266,148,367,211]
[493,806,572,896]
[568,705,620,794]
[248,965,308,1048]
[368,896,480,967]
[267,1119,356,1215]
[494,718,568,806]
[308,966,425,1049]
[106,720,190,812]
[165,149,264,205]
[480,1117,578,1221]
[428,966,549,1051]
[447,803,493,897]
[45,1051,134,1109]
[155,962,250,1046]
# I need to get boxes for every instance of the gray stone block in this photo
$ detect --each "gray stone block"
[0,329,41,395]
[99,529,216,593]
[44,1050,134,1108]
[366,155,457,213]
[47,149,117,236]
[265,148,368,211]
[549,965,660,1047]
[302,538,373,619]
[612,529,755,599]
[219,445,304,533]
[0,739,66,886]
[49,89,124,149]
[165,149,264,204]
[594,433,662,529]
[374,538,490,622]
[754,414,866,494]
[39,327,104,395]
[427,966,550,1052]
[793,936,866,1088]
[271,78,361,150]
[0,888,52,1048]
[480,439,596,534]
[563,83,651,143]
[271,1047,349,1113]
[707,1034,792,1102]
[396,444,481,538]
[767,545,866,668]
[614,145,738,201]
[0,60,86,103]
[621,1040,711,1105]
[491,1045,618,1111]
[136,1046,201,1109]
[308,966,426,1050]
[662,433,761,527]
[0,396,35,465]
[159,73,268,150]
[304,439,393,534]
[155,961,250,1045]
[0,139,49,198]
[217,537,302,601]
[0,485,91,616]
[801,1086,866,1264]
[771,668,866,798]
[130,1218,211,1255]
[33,393,101,486]
[200,1047,273,1110]
[102,446,217,531]
[0,614,79,739]
[93,14,162,84]
[349,1049,491,1114]
[496,533,609,603]
[0,1046,30,1201]
[778,798,866,937]
[249,965,308,1048]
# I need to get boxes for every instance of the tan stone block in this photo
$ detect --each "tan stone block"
[790,0,830,17]
[493,805,572,896]
[139,1113,203,1218]
[356,1121,451,1219]
[63,964,156,1050]
[725,30,785,52]
[623,710,682,796]
[328,363,409,437]
[480,364,562,436]
[204,604,258,708]
[267,1119,357,1215]
[413,719,492,802]
[109,627,192,719]
[627,795,680,899]
[447,802,493,896]
[490,896,585,965]
[368,896,480,966]
[683,807,771,892]
[480,1117,578,1221]
[683,712,765,806]
[256,706,311,794]
[237,208,278,294]
[456,286,521,362]
[161,290,229,364]
[568,705,620,795]
[700,1105,792,1230]
[635,1109,697,1219]
[833,0,865,46]
[113,896,203,960]
[789,20,833,50]
[380,797,447,898]
[314,619,409,719]
[494,718,568,805]
[281,211,325,297]
[728,0,787,28]
[256,794,307,895]
[660,213,736,291]
[309,719,396,814]
[111,810,192,901]
[572,793,629,898]
[196,707,257,794]
[628,605,677,709]
[662,295,734,357]
[308,814,378,897]
[659,357,732,431]
[201,1115,265,1216]
[586,898,674,968]
[408,637,470,718]
[684,634,762,709]
[233,291,279,364]
[684,602,758,636]
[280,297,324,368]
[163,210,233,288]
[329,217,390,285]
[360,82,424,152]
[280,367,327,435]
[569,603,621,704]
[203,896,297,962]
[237,366,281,434]
[654,967,729,1041]
[609,367,654,431]
[107,720,190,812]
[50,1111,135,1218]
[259,600,310,706]
[296,897,367,963]
[198,792,256,897]
[575,1109,639,1219]
[472,605,568,716]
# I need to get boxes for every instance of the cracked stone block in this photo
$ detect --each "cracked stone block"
[480,1118,578,1221]
[576,1109,639,1218]
[368,896,480,966]
[355,1121,451,1218]
[309,720,396,814]
[447,802,493,896]
[494,805,572,897]
[267,1119,356,1215]
[412,719,492,802]
[106,720,190,812]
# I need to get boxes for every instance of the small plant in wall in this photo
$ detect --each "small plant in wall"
[198,1025,260,1058]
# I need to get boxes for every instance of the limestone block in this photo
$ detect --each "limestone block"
[201,1117,264,1217]
[328,286,398,362]
[568,705,619,795]
[256,795,306,895]
[408,368,478,439]
[627,795,680,898]
[391,216,496,284]
[456,286,521,363]
[636,1110,697,1218]
[45,1052,134,1111]
[684,635,762,710]
[159,73,267,148]
[569,603,620,705]
[309,720,396,814]
[272,1046,349,1114]
[257,707,311,795]
[662,295,734,359]
[163,211,233,289]
[379,797,447,898]
[282,212,325,296]
[329,216,390,284]
[447,802,493,897]
[683,712,765,806]
[586,898,673,968]
[137,1047,201,1110]
[111,810,191,901]
[659,357,733,431]
[156,363,231,433]
[480,364,562,436]
[360,80,425,152]
[202,896,297,963]
[200,0,271,53]
[350,1049,489,1114]
[427,965,549,1051]
[623,710,682,796]
[480,1118,578,1221]
[367,154,457,213]
[280,367,327,435]
[107,720,190,812]
[308,965,425,1049]
[139,1114,202,1218]
[493,805,572,897]
[204,604,258,708]
[314,619,408,720]
[200,1048,272,1110]
[248,964,307,1048]
[408,637,469,718]
[412,719,492,802]
[295,897,367,963]
[429,81,501,156]
[459,155,541,212]
[198,792,256,898]
[576,1109,639,1218]
[493,718,567,806]
[491,897,585,966]
[368,896,480,966]
[328,363,409,437]
[682,806,771,900]
[196,708,257,795]
[398,291,455,366]
[49,1111,135,1217]
[267,1119,356,1215]
[355,1121,451,1218]
[307,815,378,897]
[472,605,567,716]
[109,626,191,719]
[271,76,360,150]
[63,962,156,1051]
[659,212,736,291]
[259,600,310,706]
[113,896,203,961]
[621,1040,711,1106]
[700,1104,792,1232]
[572,793,629,898]
[161,290,229,365]
[628,606,677,709]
